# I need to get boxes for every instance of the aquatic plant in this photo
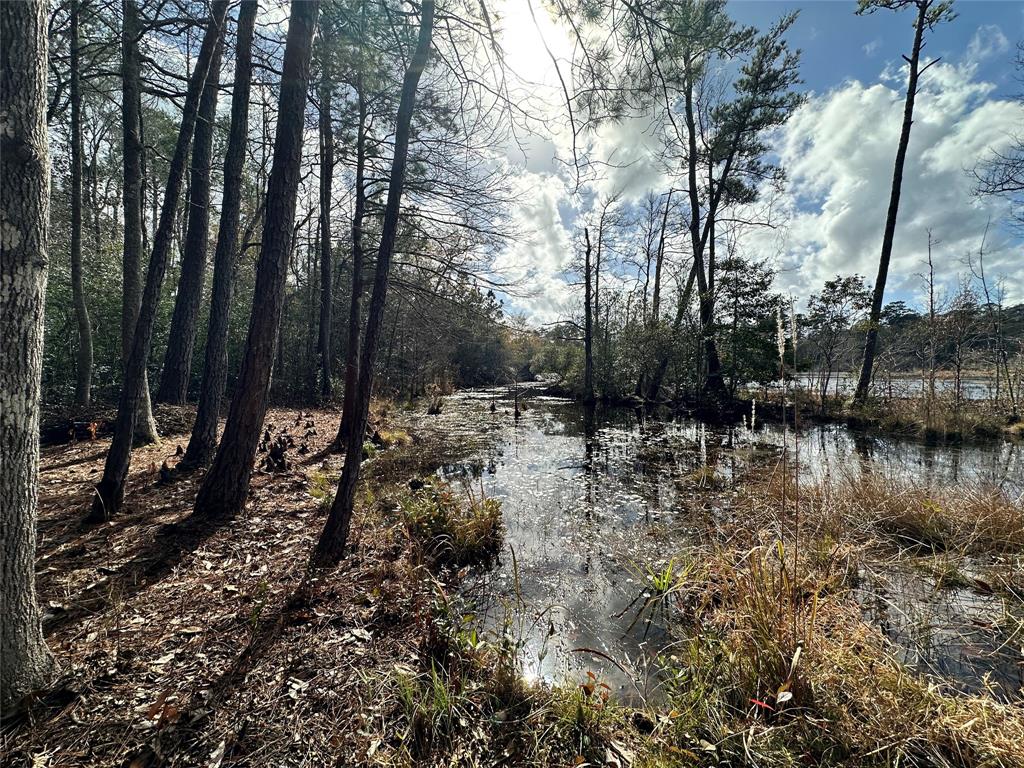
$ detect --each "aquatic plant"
[681,464,724,490]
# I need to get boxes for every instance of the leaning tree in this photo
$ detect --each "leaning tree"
[315,0,436,564]
[88,0,229,521]
[853,0,955,404]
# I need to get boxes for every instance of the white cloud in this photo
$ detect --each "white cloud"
[863,38,882,57]
[493,169,577,322]
[491,3,1024,322]
[966,24,1010,64]
[756,59,1024,307]
[587,113,670,201]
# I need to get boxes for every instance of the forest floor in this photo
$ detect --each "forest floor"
[3,399,1024,767]
[2,404,473,766]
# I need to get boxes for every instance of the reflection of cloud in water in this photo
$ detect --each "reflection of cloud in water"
[408,386,1022,702]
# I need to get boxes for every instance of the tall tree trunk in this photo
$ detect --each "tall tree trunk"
[636,191,672,399]
[701,212,723,392]
[594,211,602,396]
[88,0,228,522]
[121,0,159,445]
[854,0,928,404]
[333,76,367,451]
[583,228,594,405]
[682,63,725,398]
[182,0,258,469]
[0,0,55,709]
[157,27,225,404]
[317,34,334,400]
[192,0,319,517]
[646,257,698,402]
[88,144,101,257]
[70,0,92,406]
[315,0,435,563]
[651,189,672,320]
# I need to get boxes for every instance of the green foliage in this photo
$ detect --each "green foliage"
[307,468,337,511]
[857,0,958,30]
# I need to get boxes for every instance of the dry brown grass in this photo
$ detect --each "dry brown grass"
[654,541,1024,767]
[741,466,1024,557]
[805,473,1024,555]
[400,480,503,568]
[846,395,1013,442]
[808,613,1024,767]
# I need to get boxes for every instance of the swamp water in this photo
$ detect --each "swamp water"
[406,386,1023,703]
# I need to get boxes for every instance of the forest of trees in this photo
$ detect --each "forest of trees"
[2,0,1022,720]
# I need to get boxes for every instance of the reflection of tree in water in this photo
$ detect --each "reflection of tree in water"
[439,388,1020,700]
[853,431,874,469]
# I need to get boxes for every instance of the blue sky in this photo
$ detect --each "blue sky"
[493,0,1024,321]
[730,0,1023,94]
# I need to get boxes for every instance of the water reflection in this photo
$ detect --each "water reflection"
[410,387,1023,702]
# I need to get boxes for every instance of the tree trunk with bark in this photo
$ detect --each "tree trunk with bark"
[192,0,319,517]
[317,34,334,400]
[854,0,929,404]
[646,257,698,402]
[333,77,367,451]
[182,0,258,469]
[583,228,594,405]
[157,28,225,404]
[315,0,435,563]
[651,189,672,321]
[121,0,160,446]
[683,77,725,399]
[88,0,228,522]
[70,0,93,406]
[700,213,723,394]
[0,0,55,709]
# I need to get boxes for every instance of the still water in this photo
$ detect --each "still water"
[407,386,1023,702]
[775,372,1001,402]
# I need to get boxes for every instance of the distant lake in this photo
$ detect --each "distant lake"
[766,372,1004,401]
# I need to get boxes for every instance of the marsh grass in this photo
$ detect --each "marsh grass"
[644,538,1024,767]
[376,427,412,447]
[730,464,1024,559]
[401,480,503,567]
[380,588,635,766]
[646,361,1024,767]
[681,464,725,490]
[846,395,1014,442]
[379,531,1024,767]
[799,473,1024,556]
[620,556,703,637]
[361,397,1022,765]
